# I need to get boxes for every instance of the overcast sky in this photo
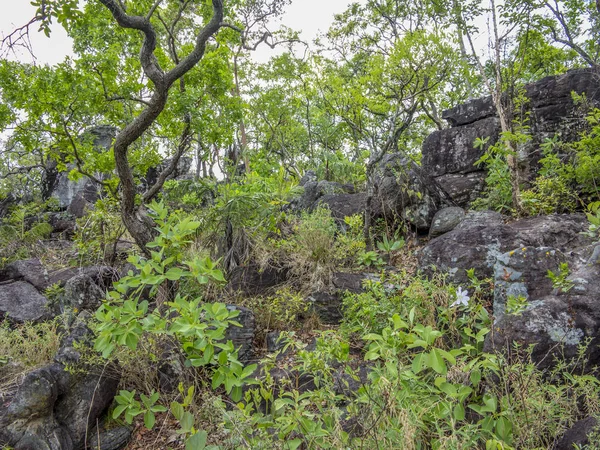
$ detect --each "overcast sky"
[0,0,360,65]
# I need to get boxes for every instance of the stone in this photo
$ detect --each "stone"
[61,274,105,312]
[316,193,367,222]
[372,153,447,230]
[0,258,49,291]
[0,281,50,322]
[307,272,376,325]
[417,214,591,284]
[143,156,193,190]
[429,207,466,238]
[225,305,256,363]
[442,95,496,127]
[553,416,599,450]
[484,245,600,370]
[93,427,132,450]
[226,264,288,297]
[433,172,487,207]
[0,315,119,450]
[47,126,116,209]
[422,117,500,178]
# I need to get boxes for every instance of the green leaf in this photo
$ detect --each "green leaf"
[429,348,447,375]
[144,410,156,430]
[453,403,466,421]
[186,431,208,450]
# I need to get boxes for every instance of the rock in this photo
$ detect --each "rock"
[372,153,447,230]
[0,315,119,450]
[226,264,288,297]
[47,126,116,210]
[66,193,91,219]
[0,193,16,219]
[553,416,599,450]
[307,272,376,325]
[143,156,193,191]
[225,305,256,363]
[0,281,50,322]
[442,95,496,127]
[0,258,49,291]
[491,247,567,318]
[417,214,591,283]
[429,207,466,238]
[422,117,500,178]
[294,178,356,212]
[0,365,73,450]
[433,172,487,207]
[484,246,600,370]
[92,427,132,450]
[425,68,600,207]
[61,274,105,312]
[316,193,367,222]
[266,331,285,353]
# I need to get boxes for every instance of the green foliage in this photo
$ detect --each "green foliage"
[547,262,575,293]
[506,295,529,316]
[357,250,384,269]
[93,202,256,406]
[73,197,124,265]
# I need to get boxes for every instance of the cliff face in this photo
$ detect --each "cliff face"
[422,68,600,208]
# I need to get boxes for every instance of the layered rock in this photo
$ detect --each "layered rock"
[424,67,600,207]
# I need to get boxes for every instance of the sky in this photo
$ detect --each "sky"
[0,0,361,65]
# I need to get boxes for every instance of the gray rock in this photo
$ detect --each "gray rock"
[492,246,567,318]
[553,416,599,450]
[92,427,132,450]
[0,258,49,291]
[422,117,500,178]
[417,214,591,284]
[307,272,375,325]
[47,126,116,209]
[0,281,50,322]
[442,95,496,127]
[372,153,447,230]
[0,316,119,450]
[433,172,487,207]
[429,207,466,238]
[61,274,105,312]
[316,193,367,222]
[484,245,600,370]
[225,305,256,363]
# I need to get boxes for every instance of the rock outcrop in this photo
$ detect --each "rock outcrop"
[0,315,119,450]
[424,68,600,207]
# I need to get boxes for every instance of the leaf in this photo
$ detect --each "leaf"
[144,410,156,429]
[453,403,466,421]
[429,348,447,375]
[287,438,303,450]
[170,401,184,421]
[186,431,207,450]
[112,404,128,419]
[495,416,513,443]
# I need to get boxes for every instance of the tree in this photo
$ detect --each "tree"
[1,0,287,253]
[317,0,461,243]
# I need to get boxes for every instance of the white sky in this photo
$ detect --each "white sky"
[0,0,361,65]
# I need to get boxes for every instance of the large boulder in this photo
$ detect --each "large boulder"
[423,67,600,207]
[372,154,448,230]
[484,251,600,370]
[45,126,116,210]
[0,316,119,450]
[0,281,50,323]
[417,213,591,283]
[293,171,356,213]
